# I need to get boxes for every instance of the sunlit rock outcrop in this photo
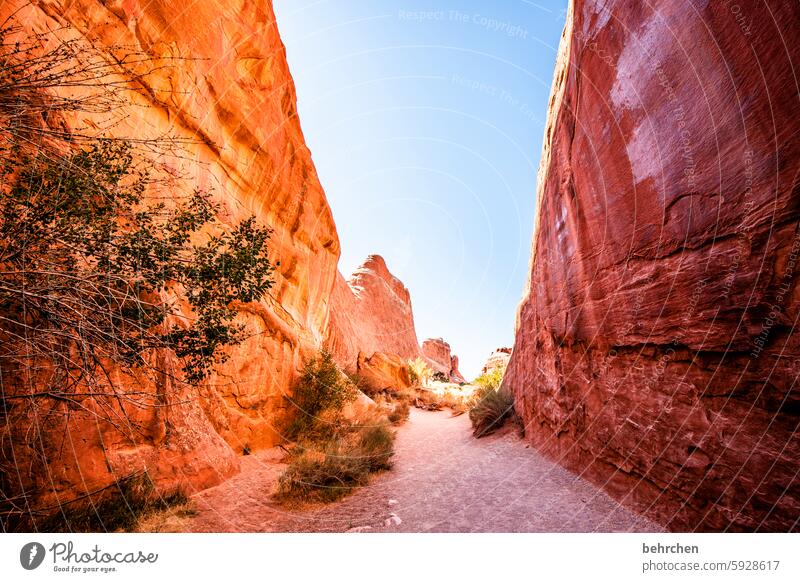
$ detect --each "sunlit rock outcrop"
[326,255,422,389]
[0,0,339,512]
[505,0,800,531]
[481,348,512,376]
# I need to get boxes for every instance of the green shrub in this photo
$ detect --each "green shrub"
[275,419,395,504]
[277,351,396,505]
[286,349,356,439]
[36,473,188,533]
[473,367,505,392]
[469,387,515,438]
[353,424,395,472]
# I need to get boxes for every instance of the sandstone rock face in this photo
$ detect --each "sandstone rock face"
[482,348,512,376]
[326,255,422,389]
[1,0,339,515]
[327,256,421,367]
[505,0,800,531]
[357,352,414,392]
[422,338,465,383]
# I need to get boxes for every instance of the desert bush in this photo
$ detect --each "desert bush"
[35,473,188,533]
[278,353,395,504]
[286,350,357,439]
[353,422,395,472]
[388,400,410,424]
[275,417,395,504]
[473,367,505,392]
[469,386,515,438]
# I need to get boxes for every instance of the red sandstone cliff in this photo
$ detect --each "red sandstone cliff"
[0,0,340,513]
[505,0,800,531]
[325,257,467,389]
[327,256,422,367]
[326,255,423,390]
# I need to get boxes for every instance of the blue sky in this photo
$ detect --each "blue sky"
[274,0,568,379]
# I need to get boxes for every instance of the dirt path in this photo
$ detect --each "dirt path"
[175,409,662,532]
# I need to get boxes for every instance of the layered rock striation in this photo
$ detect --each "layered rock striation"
[505,0,800,531]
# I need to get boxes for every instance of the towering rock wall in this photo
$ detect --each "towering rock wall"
[1,0,340,512]
[505,0,800,531]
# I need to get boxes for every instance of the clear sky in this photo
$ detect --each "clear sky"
[274,0,568,379]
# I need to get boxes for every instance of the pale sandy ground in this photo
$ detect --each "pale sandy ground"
[157,409,662,533]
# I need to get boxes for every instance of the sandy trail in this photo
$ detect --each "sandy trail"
[178,409,662,533]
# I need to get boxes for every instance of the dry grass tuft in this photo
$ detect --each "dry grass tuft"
[274,412,395,505]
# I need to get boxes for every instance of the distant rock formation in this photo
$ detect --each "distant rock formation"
[422,338,465,383]
[504,0,800,532]
[326,255,421,389]
[481,348,512,375]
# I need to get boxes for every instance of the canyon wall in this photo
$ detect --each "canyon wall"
[0,0,449,522]
[505,0,800,531]
[1,0,341,514]
[327,256,422,369]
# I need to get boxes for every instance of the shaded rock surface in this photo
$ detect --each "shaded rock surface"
[505,0,800,531]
